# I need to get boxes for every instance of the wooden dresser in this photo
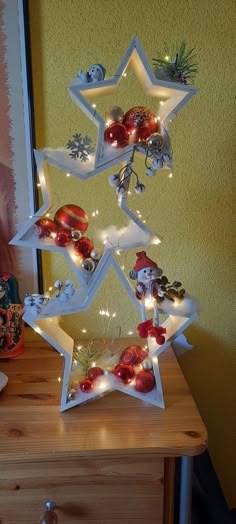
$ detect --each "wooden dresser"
[0,339,207,523]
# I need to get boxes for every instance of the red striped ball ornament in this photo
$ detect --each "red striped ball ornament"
[54,204,88,234]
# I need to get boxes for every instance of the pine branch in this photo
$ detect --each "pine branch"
[153,41,198,84]
[73,341,102,376]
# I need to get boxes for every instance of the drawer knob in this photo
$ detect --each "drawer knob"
[40,501,58,523]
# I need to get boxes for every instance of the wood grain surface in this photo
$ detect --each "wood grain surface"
[0,338,207,461]
[0,337,207,523]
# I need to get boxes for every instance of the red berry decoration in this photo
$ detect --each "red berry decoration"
[36,218,57,239]
[135,370,155,393]
[74,237,94,258]
[88,367,104,381]
[119,345,148,366]
[113,363,135,384]
[55,230,72,247]
[123,106,159,144]
[104,123,129,148]
[79,379,94,393]
[54,204,88,234]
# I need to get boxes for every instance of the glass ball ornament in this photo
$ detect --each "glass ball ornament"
[74,237,94,258]
[88,367,104,381]
[104,123,129,148]
[146,133,164,152]
[123,106,159,144]
[82,258,96,272]
[67,388,76,400]
[36,218,57,239]
[142,358,153,370]
[135,183,145,194]
[107,105,124,123]
[55,230,72,247]
[119,345,148,366]
[54,204,88,234]
[90,249,101,261]
[71,230,82,241]
[79,379,94,393]
[113,363,135,384]
[135,370,155,393]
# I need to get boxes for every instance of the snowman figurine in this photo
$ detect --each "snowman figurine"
[131,251,166,344]
[76,63,106,85]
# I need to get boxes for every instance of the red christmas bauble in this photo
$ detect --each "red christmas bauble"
[135,370,155,393]
[55,230,72,247]
[74,237,94,258]
[79,378,94,393]
[113,363,135,384]
[119,345,148,366]
[123,106,159,144]
[54,204,88,234]
[36,218,57,239]
[88,366,104,381]
[104,123,129,148]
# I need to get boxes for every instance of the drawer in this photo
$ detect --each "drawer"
[0,453,164,523]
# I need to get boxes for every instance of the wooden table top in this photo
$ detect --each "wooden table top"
[0,337,207,462]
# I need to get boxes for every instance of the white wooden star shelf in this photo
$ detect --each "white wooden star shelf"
[37,36,198,182]
[10,36,199,411]
[10,150,161,304]
[23,304,198,411]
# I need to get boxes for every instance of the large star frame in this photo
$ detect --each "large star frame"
[11,37,199,411]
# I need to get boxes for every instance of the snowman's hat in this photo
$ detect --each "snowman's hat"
[133,251,158,272]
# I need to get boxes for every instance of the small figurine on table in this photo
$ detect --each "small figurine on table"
[0,273,24,358]
[130,251,166,344]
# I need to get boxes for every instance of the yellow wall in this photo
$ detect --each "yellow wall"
[29,0,236,507]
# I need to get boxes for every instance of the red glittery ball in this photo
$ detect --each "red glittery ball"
[104,123,129,148]
[135,370,155,393]
[113,363,135,384]
[88,367,104,381]
[36,218,57,239]
[79,379,94,393]
[123,106,159,144]
[74,237,94,258]
[55,230,72,247]
[54,204,88,234]
[119,345,148,366]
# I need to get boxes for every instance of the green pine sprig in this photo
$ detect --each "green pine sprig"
[153,41,198,84]
[73,340,102,376]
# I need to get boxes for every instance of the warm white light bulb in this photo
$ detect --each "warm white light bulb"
[81,329,87,333]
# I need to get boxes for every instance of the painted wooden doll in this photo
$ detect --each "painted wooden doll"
[0,272,24,358]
